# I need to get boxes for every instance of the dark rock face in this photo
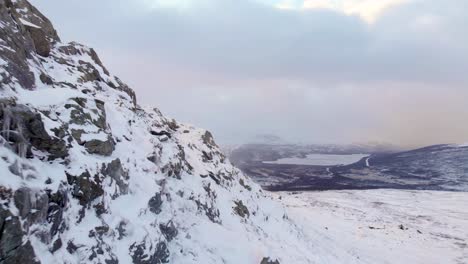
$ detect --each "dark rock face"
[233,200,250,218]
[66,171,104,207]
[159,221,178,242]
[148,193,163,215]
[13,188,48,226]
[25,25,51,57]
[46,188,68,237]
[202,131,217,149]
[130,241,170,264]
[67,98,107,130]
[0,208,39,264]
[261,257,280,264]
[0,101,68,159]
[101,159,129,198]
[0,0,59,89]
[193,198,221,224]
[77,60,102,83]
[84,136,115,156]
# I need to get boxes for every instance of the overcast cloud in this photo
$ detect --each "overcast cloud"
[32,0,468,147]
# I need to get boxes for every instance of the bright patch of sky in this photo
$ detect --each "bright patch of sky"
[144,0,411,23]
[276,0,411,23]
[143,0,196,9]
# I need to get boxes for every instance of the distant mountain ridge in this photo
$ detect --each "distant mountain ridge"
[227,142,468,192]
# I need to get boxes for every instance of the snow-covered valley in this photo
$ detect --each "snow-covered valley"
[280,190,468,264]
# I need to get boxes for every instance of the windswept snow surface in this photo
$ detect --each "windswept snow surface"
[264,153,369,166]
[280,190,468,264]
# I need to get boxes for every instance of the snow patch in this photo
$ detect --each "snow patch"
[19,18,41,28]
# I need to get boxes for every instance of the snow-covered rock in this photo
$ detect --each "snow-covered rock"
[0,1,318,263]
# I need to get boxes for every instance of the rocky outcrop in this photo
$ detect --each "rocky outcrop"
[148,193,164,215]
[0,100,68,159]
[233,200,250,218]
[261,258,280,264]
[66,171,103,207]
[159,221,178,242]
[84,136,115,156]
[0,208,39,264]
[130,241,170,264]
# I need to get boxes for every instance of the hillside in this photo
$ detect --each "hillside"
[0,1,318,263]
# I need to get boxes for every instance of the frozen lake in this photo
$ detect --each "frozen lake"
[263,153,369,166]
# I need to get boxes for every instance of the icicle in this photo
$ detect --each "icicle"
[16,123,27,159]
[2,106,12,141]
[1,105,28,159]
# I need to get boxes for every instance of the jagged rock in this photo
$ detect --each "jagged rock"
[261,257,280,264]
[89,48,109,76]
[114,77,137,106]
[50,238,62,253]
[202,131,217,148]
[150,130,171,138]
[117,221,127,240]
[0,102,68,159]
[66,241,78,254]
[71,129,85,144]
[162,161,183,179]
[148,193,163,215]
[193,198,221,224]
[239,178,252,191]
[46,188,68,236]
[101,159,129,198]
[39,73,53,85]
[25,25,50,57]
[94,225,110,237]
[0,208,39,264]
[66,171,103,207]
[84,136,115,156]
[94,99,107,129]
[77,60,102,83]
[159,220,178,242]
[147,154,159,164]
[13,187,48,226]
[233,200,250,218]
[202,150,213,162]
[130,241,170,264]
[9,0,60,42]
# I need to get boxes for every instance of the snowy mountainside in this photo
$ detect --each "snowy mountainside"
[0,1,318,263]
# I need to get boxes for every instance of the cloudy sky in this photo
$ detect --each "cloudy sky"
[33,0,468,147]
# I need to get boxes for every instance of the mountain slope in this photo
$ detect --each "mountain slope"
[0,1,319,263]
